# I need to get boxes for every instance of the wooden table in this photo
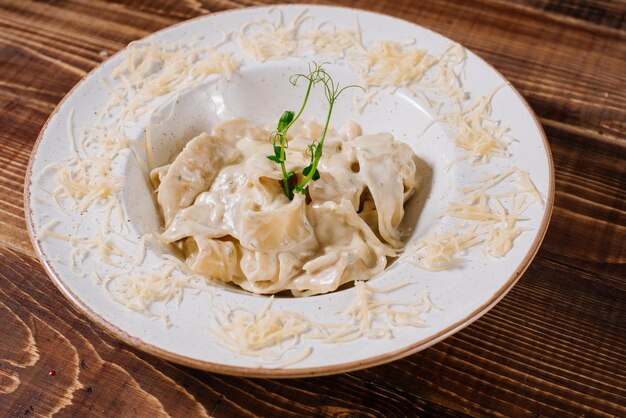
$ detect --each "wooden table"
[1,0,624,416]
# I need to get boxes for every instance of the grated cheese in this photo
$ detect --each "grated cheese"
[407,168,542,270]
[327,281,431,341]
[437,88,512,165]
[41,114,125,214]
[362,41,438,89]
[483,219,524,257]
[356,41,467,110]
[235,10,307,62]
[407,227,485,271]
[300,20,365,58]
[112,43,240,122]
[37,218,138,269]
[207,281,433,364]
[103,266,181,325]
[208,296,322,360]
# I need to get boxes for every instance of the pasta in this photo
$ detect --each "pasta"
[152,118,418,296]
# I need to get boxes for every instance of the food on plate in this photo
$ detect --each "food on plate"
[151,64,418,296]
[152,117,418,296]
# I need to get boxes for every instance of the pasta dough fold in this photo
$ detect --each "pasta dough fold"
[152,118,418,296]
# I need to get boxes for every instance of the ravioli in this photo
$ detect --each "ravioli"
[151,132,240,225]
[152,118,419,296]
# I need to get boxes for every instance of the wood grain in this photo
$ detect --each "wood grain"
[1,0,625,416]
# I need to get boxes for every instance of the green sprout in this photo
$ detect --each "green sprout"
[267,62,362,199]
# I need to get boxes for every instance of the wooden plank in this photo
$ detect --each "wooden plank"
[513,0,626,30]
[352,255,626,417]
[1,244,624,416]
[0,248,467,417]
[0,0,623,141]
[0,0,624,416]
[540,123,626,278]
[399,0,626,141]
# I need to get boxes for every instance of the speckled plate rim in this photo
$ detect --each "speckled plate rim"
[24,4,555,378]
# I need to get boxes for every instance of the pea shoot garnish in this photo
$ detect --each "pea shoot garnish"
[267,62,362,199]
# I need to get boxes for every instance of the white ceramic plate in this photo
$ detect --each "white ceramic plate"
[25,5,554,377]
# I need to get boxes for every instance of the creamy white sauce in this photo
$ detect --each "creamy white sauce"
[151,118,418,296]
